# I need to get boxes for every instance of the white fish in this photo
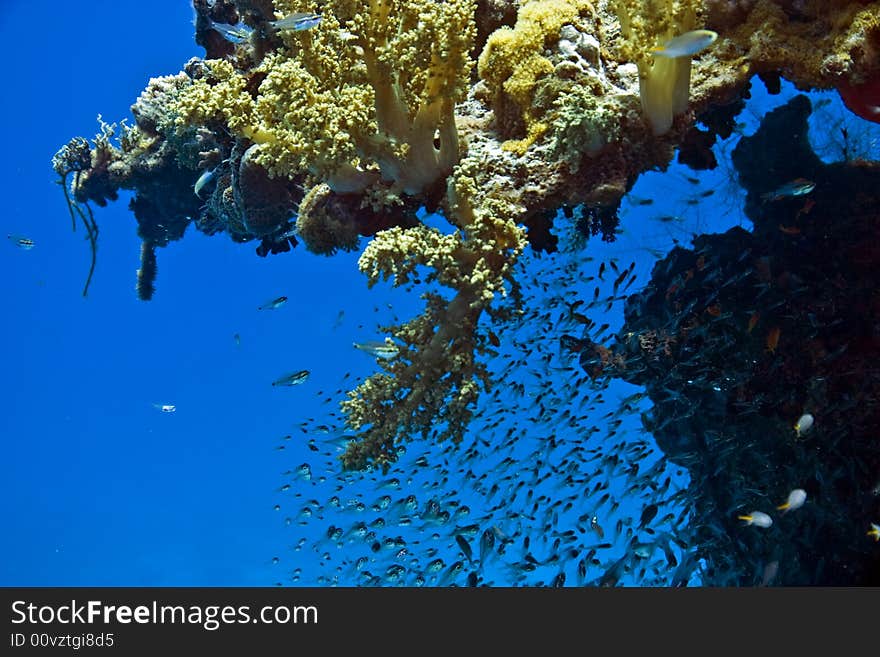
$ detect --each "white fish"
[651,29,718,58]
[194,158,229,198]
[272,370,310,386]
[738,511,773,528]
[776,488,807,513]
[794,413,814,437]
[152,403,176,413]
[194,167,217,198]
[258,295,288,310]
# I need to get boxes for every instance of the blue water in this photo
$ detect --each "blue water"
[2,1,878,586]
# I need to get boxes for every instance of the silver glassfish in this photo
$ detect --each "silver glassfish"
[272,370,310,386]
[761,178,816,202]
[7,233,35,250]
[210,20,253,43]
[353,340,399,359]
[270,12,322,32]
[258,296,288,310]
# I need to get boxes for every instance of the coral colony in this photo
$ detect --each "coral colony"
[52,1,880,584]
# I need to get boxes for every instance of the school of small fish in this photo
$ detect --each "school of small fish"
[120,88,875,586]
[263,232,711,587]
[237,123,880,586]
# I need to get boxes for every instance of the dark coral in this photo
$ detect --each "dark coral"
[232,143,299,238]
[572,201,622,244]
[136,241,158,301]
[296,184,421,256]
[567,95,880,585]
[523,208,559,253]
[193,0,238,60]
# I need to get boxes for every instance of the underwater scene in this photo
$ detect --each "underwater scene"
[3,0,880,587]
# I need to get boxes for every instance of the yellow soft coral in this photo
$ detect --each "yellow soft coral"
[613,0,707,135]
[478,0,596,153]
[173,59,259,134]
[174,0,475,195]
[340,155,527,471]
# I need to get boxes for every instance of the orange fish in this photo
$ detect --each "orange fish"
[778,224,801,235]
[747,312,760,333]
[795,198,815,218]
[766,326,781,353]
[706,303,722,317]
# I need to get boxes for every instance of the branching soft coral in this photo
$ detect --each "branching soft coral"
[340,156,527,471]
[477,0,598,153]
[174,0,476,195]
[613,0,708,135]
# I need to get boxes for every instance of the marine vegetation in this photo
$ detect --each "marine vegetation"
[52,0,880,474]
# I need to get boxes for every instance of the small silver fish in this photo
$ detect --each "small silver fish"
[210,21,253,43]
[194,167,217,198]
[270,12,322,32]
[152,403,176,413]
[272,370,310,386]
[632,541,656,559]
[794,413,814,437]
[762,178,816,202]
[353,340,399,359]
[258,296,288,310]
[7,233,35,250]
[651,29,718,58]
